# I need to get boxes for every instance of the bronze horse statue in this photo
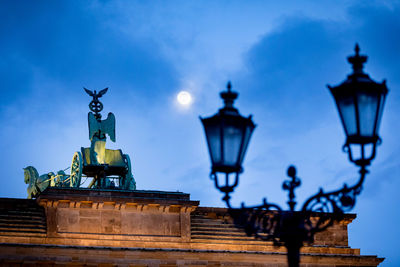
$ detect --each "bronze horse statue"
[24,166,53,199]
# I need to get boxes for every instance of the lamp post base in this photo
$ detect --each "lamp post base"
[286,240,302,267]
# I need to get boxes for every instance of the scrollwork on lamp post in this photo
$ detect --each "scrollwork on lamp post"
[200,45,388,267]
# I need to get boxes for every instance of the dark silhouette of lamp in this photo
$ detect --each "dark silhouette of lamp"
[328,44,388,166]
[200,45,388,267]
[200,81,256,200]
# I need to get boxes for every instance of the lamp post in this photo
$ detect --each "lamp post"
[200,45,388,267]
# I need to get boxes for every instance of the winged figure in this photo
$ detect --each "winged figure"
[88,112,116,142]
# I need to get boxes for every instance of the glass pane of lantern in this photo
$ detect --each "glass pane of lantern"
[238,123,254,164]
[204,122,221,164]
[223,124,243,167]
[357,92,378,137]
[337,96,357,136]
[375,94,386,136]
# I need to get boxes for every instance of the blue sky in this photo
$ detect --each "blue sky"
[1,1,399,265]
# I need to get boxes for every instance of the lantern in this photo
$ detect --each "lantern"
[328,44,388,164]
[200,82,256,175]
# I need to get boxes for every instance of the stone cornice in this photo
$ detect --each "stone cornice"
[37,188,199,208]
[38,199,197,213]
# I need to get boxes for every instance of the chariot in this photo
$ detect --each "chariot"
[70,147,134,189]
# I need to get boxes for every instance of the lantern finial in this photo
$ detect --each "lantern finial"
[348,43,368,75]
[220,81,238,110]
[355,43,360,55]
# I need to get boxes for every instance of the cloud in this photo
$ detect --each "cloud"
[233,4,400,265]
[0,1,178,109]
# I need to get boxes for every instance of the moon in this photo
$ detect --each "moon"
[177,91,192,106]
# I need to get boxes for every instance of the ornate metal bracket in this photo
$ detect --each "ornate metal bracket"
[212,161,369,267]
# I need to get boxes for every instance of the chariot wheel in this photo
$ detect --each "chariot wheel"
[70,151,83,187]
[122,154,136,190]
[123,154,132,174]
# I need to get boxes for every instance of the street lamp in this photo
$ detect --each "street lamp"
[328,44,388,166]
[200,82,256,200]
[200,45,388,267]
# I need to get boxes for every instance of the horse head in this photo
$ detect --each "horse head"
[23,166,39,185]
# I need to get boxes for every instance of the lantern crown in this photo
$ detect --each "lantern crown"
[347,44,368,77]
[220,81,239,114]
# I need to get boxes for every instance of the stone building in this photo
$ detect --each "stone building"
[0,187,383,266]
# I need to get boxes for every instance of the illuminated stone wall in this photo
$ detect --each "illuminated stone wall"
[0,188,383,266]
